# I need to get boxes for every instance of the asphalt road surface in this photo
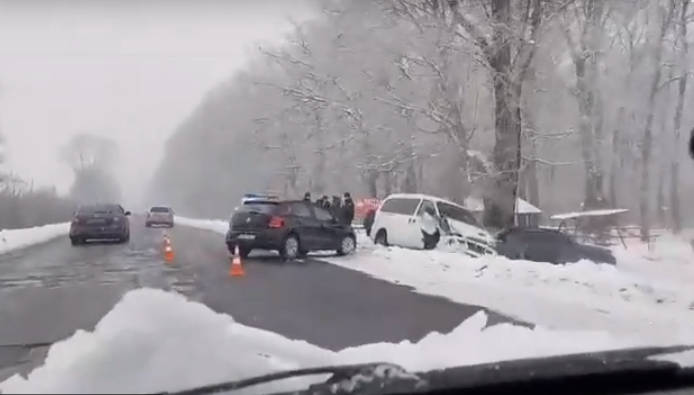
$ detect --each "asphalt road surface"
[0,216,525,381]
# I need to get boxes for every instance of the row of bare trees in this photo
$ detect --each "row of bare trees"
[0,132,122,230]
[152,0,694,236]
[0,136,75,229]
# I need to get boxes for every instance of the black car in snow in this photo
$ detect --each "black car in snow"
[226,199,357,260]
[495,227,617,265]
[69,203,132,246]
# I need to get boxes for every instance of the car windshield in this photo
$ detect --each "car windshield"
[3,2,690,394]
[77,205,123,215]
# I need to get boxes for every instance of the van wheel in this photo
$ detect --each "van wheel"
[374,229,389,246]
[70,237,82,246]
[279,234,300,261]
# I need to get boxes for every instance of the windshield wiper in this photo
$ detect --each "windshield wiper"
[153,345,694,395]
[151,362,421,395]
[0,341,55,349]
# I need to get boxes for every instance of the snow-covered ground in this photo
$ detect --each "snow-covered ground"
[1,287,687,394]
[177,217,228,234]
[1,217,694,392]
[0,223,70,255]
[177,217,694,342]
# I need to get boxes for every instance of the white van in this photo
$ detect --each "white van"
[370,193,497,256]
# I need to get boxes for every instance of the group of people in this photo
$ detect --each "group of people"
[302,192,355,226]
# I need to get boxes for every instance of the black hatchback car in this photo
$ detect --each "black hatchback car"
[69,203,132,246]
[226,199,357,260]
[495,227,617,265]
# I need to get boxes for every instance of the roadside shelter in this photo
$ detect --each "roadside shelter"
[463,196,543,227]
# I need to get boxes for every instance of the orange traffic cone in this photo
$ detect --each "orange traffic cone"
[163,234,175,263]
[229,246,245,277]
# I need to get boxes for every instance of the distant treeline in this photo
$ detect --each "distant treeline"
[0,178,77,230]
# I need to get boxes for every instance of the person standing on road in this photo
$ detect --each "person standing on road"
[331,196,342,220]
[363,209,376,236]
[342,192,355,226]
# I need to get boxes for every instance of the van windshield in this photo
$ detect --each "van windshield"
[436,202,480,227]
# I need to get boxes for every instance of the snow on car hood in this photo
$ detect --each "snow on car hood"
[446,219,496,245]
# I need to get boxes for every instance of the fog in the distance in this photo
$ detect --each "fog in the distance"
[0,0,311,210]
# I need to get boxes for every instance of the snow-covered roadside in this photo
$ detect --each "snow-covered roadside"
[176,217,228,235]
[612,234,694,286]
[322,246,694,341]
[176,217,694,340]
[0,223,70,255]
[1,288,685,394]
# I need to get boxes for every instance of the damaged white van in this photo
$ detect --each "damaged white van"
[370,193,497,257]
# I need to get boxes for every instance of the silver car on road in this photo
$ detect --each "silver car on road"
[145,206,175,228]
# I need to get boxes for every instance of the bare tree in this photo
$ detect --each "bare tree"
[60,133,118,173]
[636,0,677,240]
[668,0,690,232]
[150,0,694,233]
[61,133,121,203]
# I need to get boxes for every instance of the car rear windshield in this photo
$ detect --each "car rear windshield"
[237,202,279,214]
[78,205,123,215]
[150,206,172,213]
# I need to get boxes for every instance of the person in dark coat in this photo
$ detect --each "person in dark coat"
[331,196,342,220]
[320,195,331,210]
[342,192,355,226]
[363,209,376,236]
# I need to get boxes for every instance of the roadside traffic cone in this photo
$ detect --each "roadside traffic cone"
[229,246,245,277]
[163,234,175,263]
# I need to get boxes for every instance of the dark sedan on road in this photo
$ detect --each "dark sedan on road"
[226,199,357,261]
[69,203,132,246]
[495,227,617,265]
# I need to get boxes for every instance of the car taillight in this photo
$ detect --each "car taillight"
[268,216,284,228]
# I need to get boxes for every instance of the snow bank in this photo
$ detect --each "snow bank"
[0,288,676,394]
[612,234,694,287]
[176,216,694,339]
[323,247,694,341]
[177,217,228,235]
[0,223,70,255]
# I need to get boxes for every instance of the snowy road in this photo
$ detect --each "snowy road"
[0,217,523,379]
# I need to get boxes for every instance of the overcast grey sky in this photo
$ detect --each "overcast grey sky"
[0,0,312,204]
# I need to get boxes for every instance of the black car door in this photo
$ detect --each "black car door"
[312,205,342,250]
[525,231,576,264]
[289,202,323,250]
